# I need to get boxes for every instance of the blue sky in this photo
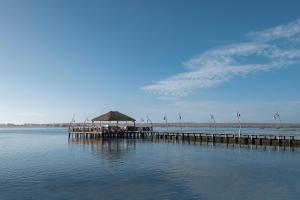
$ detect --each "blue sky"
[0,0,300,123]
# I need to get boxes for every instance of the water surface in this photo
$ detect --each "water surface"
[0,128,300,200]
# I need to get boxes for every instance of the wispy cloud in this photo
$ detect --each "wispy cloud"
[247,19,300,41]
[142,19,300,96]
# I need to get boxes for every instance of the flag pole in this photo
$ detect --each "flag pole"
[210,114,216,133]
[179,114,182,134]
[83,116,90,132]
[146,115,153,130]
[273,112,281,129]
[164,113,168,132]
[236,112,241,137]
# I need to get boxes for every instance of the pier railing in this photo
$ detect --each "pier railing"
[68,127,300,147]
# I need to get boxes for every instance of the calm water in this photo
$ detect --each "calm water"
[1,128,300,200]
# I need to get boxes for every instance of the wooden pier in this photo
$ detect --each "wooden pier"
[68,129,300,147]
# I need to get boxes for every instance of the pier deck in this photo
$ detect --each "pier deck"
[68,130,300,147]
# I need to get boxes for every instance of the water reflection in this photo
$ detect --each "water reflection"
[68,137,297,161]
[68,137,137,160]
[2,129,300,200]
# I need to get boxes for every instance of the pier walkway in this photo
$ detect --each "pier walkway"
[69,129,300,147]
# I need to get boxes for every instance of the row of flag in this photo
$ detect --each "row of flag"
[158,112,282,123]
[70,112,282,124]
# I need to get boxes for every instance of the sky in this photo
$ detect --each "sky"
[0,0,300,124]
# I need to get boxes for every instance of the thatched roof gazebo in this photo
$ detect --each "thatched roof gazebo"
[92,111,136,125]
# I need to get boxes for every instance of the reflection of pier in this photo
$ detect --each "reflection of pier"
[68,137,136,160]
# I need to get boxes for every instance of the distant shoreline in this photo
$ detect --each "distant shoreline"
[1,122,300,129]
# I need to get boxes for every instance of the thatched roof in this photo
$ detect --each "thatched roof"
[92,111,136,122]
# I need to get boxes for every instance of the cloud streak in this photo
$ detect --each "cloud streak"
[142,19,300,96]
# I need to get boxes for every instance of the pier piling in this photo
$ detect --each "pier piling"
[68,128,300,148]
